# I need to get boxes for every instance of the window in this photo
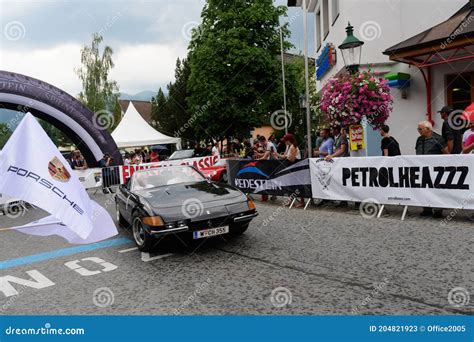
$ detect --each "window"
[332,0,340,25]
[322,0,329,39]
[447,73,474,111]
[315,10,322,52]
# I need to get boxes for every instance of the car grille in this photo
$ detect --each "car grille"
[188,216,232,230]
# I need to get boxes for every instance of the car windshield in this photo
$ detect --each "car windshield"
[168,149,195,160]
[131,166,205,190]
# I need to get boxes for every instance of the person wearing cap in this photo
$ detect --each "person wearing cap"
[439,106,462,154]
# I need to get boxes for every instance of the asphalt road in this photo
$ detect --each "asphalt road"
[0,192,472,316]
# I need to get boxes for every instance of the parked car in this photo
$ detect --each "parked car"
[200,158,228,183]
[115,165,258,251]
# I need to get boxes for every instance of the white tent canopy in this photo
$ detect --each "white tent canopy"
[112,102,181,149]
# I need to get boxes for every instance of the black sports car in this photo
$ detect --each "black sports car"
[115,165,258,251]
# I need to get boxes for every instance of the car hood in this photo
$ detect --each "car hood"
[135,181,245,210]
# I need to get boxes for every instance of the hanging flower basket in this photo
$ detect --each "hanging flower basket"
[320,71,393,129]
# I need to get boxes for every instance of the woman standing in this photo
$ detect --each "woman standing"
[280,134,304,208]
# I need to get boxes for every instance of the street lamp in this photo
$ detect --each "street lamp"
[338,22,364,74]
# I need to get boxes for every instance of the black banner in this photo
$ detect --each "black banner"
[227,159,312,198]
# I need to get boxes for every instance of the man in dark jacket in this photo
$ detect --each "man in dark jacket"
[438,106,462,154]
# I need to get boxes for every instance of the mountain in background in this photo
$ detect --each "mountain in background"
[119,90,157,101]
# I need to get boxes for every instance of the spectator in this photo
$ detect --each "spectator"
[326,126,350,160]
[99,153,115,194]
[143,149,150,163]
[256,135,277,160]
[462,119,474,147]
[416,121,448,218]
[324,126,350,208]
[280,134,305,208]
[462,116,474,154]
[149,149,159,162]
[463,133,474,154]
[380,125,401,156]
[313,128,334,158]
[123,152,131,166]
[131,153,141,165]
[439,106,462,154]
[315,130,324,151]
[416,121,448,156]
[207,142,220,157]
[71,151,88,170]
[461,104,474,144]
[280,134,301,162]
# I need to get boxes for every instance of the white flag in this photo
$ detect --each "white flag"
[0,113,117,243]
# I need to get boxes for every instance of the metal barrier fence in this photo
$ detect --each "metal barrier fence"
[101,166,122,188]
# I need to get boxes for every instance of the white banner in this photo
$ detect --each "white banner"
[310,155,474,209]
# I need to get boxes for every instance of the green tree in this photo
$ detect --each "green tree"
[0,123,12,149]
[151,58,196,145]
[75,33,120,131]
[187,0,291,142]
[151,88,169,130]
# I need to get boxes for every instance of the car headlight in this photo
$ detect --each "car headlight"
[143,216,165,226]
[247,197,256,210]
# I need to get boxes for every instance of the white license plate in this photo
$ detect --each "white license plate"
[193,226,229,239]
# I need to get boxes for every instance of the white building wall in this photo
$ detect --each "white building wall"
[309,0,468,155]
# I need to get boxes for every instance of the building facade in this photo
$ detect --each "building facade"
[290,0,472,155]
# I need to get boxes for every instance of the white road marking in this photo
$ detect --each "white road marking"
[141,252,174,262]
[118,247,138,253]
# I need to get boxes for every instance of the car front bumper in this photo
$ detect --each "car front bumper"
[147,211,258,237]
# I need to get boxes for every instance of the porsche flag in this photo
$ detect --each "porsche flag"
[0,113,117,243]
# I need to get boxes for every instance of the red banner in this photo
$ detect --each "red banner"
[120,155,220,184]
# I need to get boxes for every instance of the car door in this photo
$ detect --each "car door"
[116,179,133,223]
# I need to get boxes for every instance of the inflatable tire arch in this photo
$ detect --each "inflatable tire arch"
[0,70,122,166]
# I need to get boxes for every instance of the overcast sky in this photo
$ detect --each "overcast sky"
[0,0,312,96]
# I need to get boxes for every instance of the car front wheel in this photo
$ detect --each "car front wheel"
[132,215,156,252]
